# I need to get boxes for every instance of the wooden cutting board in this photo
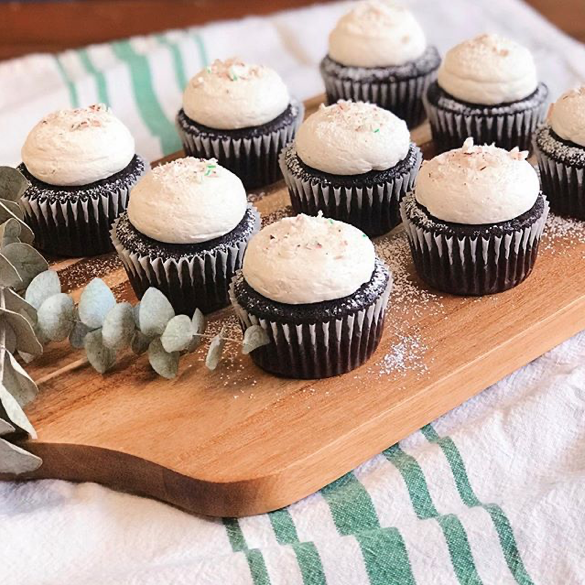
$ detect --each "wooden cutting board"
[5,95,585,517]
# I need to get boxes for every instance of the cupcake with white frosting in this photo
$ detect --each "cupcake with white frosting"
[230,213,392,378]
[401,138,549,295]
[111,158,260,315]
[424,33,548,153]
[19,104,146,257]
[534,86,585,219]
[176,57,303,190]
[319,0,440,128]
[280,100,422,236]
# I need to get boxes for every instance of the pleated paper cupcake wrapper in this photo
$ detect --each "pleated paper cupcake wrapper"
[21,185,132,257]
[229,278,392,379]
[280,148,422,237]
[424,98,547,154]
[401,199,549,296]
[177,104,304,191]
[111,208,261,316]
[534,147,585,219]
[321,70,434,129]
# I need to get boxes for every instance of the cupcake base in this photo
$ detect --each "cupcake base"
[424,82,549,154]
[176,101,304,190]
[320,46,441,128]
[280,144,422,237]
[400,192,549,296]
[230,259,392,379]
[112,206,260,315]
[19,155,147,257]
[534,125,585,219]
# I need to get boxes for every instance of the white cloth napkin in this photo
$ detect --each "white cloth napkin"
[2,1,585,584]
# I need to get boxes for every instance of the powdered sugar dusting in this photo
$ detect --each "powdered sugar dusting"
[542,211,585,257]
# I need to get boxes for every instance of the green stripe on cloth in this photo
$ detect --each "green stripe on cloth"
[54,55,79,107]
[222,518,271,585]
[321,472,380,535]
[156,35,188,91]
[78,48,110,105]
[421,424,534,585]
[268,509,299,545]
[384,444,483,585]
[192,32,209,66]
[291,542,327,585]
[111,40,181,155]
[355,527,416,585]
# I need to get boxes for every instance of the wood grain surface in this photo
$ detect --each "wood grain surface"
[0,0,581,61]
[3,95,585,517]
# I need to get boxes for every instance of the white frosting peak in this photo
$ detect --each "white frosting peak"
[21,104,135,186]
[438,34,538,105]
[415,138,539,224]
[127,158,247,244]
[329,1,426,67]
[183,58,290,130]
[243,213,376,304]
[549,86,585,147]
[296,101,410,175]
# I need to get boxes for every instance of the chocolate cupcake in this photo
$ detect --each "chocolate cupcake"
[176,58,304,190]
[401,138,548,295]
[19,104,146,257]
[320,1,440,128]
[424,34,548,153]
[280,100,422,237]
[534,87,585,219]
[230,214,392,379]
[111,158,260,315]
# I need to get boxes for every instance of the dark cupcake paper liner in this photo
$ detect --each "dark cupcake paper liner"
[320,47,441,128]
[176,101,304,190]
[280,144,422,237]
[424,82,549,153]
[111,206,261,315]
[400,193,549,296]
[534,125,585,219]
[229,259,392,379]
[19,155,147,257]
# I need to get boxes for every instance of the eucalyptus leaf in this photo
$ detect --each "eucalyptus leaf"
[133,302,141,328]
[2,243,49,289]
[0,418,15,436]
[0,200,24,226]
[0,307,42,357]
[139,288,175,337]
[131,331,150,355]
[0,383,36,438]
[161,315,194,353]
[192,308,206,335]
[205,327,226,371]
[78,278,116,329]
[0,167,29,201]
[3,287,37,326]
[0,253,23,289]
[17,351,35,364]
[0,199,24,221]
[84,330,116,374]
[3,350,38,407]
[0,216,34,246]
[0,438,42,475]
[25,270,61,310]
[69,320,92,349]
[102,302,135,351]
[148,338,179,379]
[242,325,271,355]
[3,322,16,353]
[37,293,75,342]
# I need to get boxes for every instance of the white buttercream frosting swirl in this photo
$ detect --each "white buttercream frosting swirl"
[329,0,426,67]
[549,86,585,147]
[243,213,376,304]
[21,104,135,186]
[437,34,538,105]
[296,101,410,175]
[415,138,539,224]
[183,58,290,130]
[127,158,247,244]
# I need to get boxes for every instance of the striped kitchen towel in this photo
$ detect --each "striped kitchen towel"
[2,1,585,584]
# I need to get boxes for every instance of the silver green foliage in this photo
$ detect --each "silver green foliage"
[242,325,271,355]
